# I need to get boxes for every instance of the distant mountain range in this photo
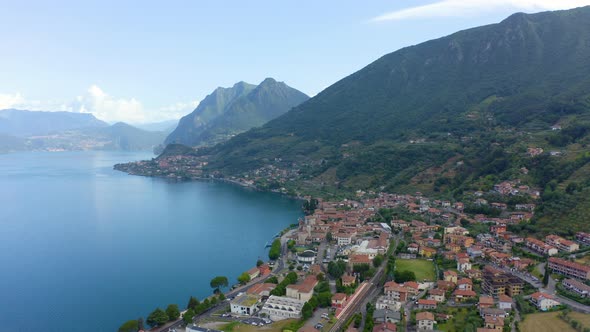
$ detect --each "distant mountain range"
[165,78,309,147]
[0,109,167,152]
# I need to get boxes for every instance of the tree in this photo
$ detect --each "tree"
[326,232,333,242]
[269,239,281,260]
[267,275,279,284]
[328,260,347,279]
[137,317,144,331]
[166,304,180,321]
[210,276,229,292]
[118,320,138,332]
[218,293,226,301]
[394,270,416,283]
[238,272,251,285]
[373,254,384,268]
[147,308,168,327]
[183,308,195,324]
[187,296,199,310]
[302,302,313,319]
[257,259,264,267]
[543,263,550,286]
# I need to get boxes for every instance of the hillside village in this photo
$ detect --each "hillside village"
[167,188,590,332]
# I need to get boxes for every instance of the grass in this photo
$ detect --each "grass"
[520,312,575,332]
[570,312,590,329]
[575,255,590,265]
[436,307,483,332]
[395,259,435,281]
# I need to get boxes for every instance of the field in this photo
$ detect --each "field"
[213,319,299,332]
[575,255,590,265]
[395,259,435,281]
[570,312,590,329]
[520,312,575,332]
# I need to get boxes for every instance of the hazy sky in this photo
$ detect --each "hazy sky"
[1,0,589,123]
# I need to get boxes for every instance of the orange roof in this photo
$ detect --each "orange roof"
[454,289,477,297]
[416,312,435,321]
[498,294,512,303]
[332,293,347,301]
[418,299,437,305]
[479,296,494,305]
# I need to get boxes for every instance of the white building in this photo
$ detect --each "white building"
[230,294,260,316]
[260,295,305,321]
[530,292,560,311]
[375,295,402,311]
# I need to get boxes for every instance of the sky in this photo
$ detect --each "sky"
[1,0,589,124]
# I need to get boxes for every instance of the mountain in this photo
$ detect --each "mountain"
[165,78,309,146]
[136,119,179,134]
[196,7,590,234]
[78,122,167,151]
[0,109,108,137]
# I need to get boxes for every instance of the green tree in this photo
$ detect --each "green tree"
[326,232,333,242]
[238,272,251,285]
[373,254,384,268]
[302,302,313,319]
[269,239,281,260]
[183,308,195,324]
[328,260,347,279]
[257,259,264,267]
[543,263,550,286]
[210,276,229,292]
[118,320,138,332]
[394,270,416,283]
[267,275,279,284]
[166,304,180,321]
[218,293,226,301]
[187,296,199,310]
[146,308,168,327]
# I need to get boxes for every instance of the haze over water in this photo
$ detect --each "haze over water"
[0,151,302,332]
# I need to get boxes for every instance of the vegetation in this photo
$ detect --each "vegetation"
[395,259,435,281]
[268,239,281,260]
[269,271,298,296]
[328,259,347,279]
[237,272,251,285]
[146,308,168,327]
[165,304,180,321]
[210,276,229,293]
[117,320,138,332]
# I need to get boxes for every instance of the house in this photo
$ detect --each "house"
[246,267,261,280]
[286,275,318,302]
[548,257,590,280]
[376,296,402,311]
[525,238,558,256]
[247,283,275,297]
[576,232,590,245]
[562,278,590,297]
[444,270,458,284]
[437,280,456,291]
[384,281,410,301]
[484,316,504,331]
[498,295,513,310]
[332,293,347,308]
[530,292,560,311]
[337,233,355,245]
[545,235,580,253]
[349,254,372,268]
[258,264,272,276]
[408,243,419,253]
[230,293,260,316]
[419,246,437,258]
[417,299,437,310]
[428,288,446,303]
[342,274,356,287]
[453,289,477,302]
[478,296,495,309]
[259,295,304,321]
[403,281,420,295]
[373,309,401,324]
[457,278,473,291]
[457,258,472,272]
[480,308,509,319]
[416,311,435,331]
[466,269,483,280]
[373,322,397,332]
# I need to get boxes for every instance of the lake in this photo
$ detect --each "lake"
[0,151,303,332]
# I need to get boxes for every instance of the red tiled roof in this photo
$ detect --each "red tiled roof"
[416,312,435,321]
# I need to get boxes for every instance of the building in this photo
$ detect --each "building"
[576,232,590,245]
[296,250,317,264]
[337,233,354,245]
[230,294,260,316]
[427,288,445,303]
[417,299,437,310]
[286,275,318,302]
[416,311,435,331]
[453,289,477,302]
[498,295,513,310]
[457,258,472,272]
[484,316,504,331]
[260,295,304,321]
[478,296,495,310]
[376,296,402,311]
[545,235,580,253]
[457,278,473,291]
[246,267,261,280]
[529,292,560,311]
[562,278,590,297]
[525,238,558,256]
[443,270,458,284]
[342,274,356,287]
[482,267,523,297]
[548,257,590,280]
[384,281,410,302]
[373,309,401,324]
[373,322,397,332]
[247,283,275,297]
[332,293,347,308]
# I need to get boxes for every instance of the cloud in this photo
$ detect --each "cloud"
[371,0,590,22]
[0,85,196,124]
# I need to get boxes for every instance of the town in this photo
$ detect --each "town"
[136,185,590,332]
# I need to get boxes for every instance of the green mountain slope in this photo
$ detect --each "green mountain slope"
[165,79,308,146]
[198,7,590,234]
[0,109,108,137]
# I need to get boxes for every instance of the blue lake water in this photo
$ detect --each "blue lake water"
[0,151,303,332]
